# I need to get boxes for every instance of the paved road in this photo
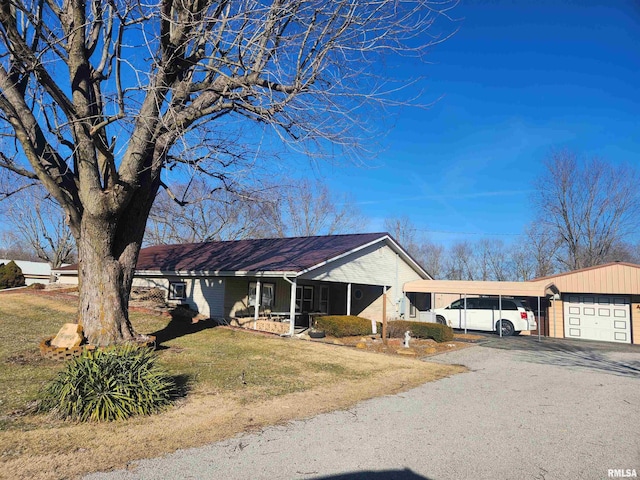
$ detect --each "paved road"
[86,337,640,480]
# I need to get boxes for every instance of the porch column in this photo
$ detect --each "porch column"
[346,283,352,316]
[288,278,297,336]
[253,280,261,329]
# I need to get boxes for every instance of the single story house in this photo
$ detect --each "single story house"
[404,262,640,345]
[0,259,54,285]
[55,233,430,335]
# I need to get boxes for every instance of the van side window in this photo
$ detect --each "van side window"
[465,298,479,309]
[449,300,462,309]
[479,298,495,310]
[503,301,517,310]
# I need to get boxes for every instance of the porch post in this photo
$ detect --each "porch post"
[288,278,297,336]
[253,280,261,329]
[346,283,352,316]
[382,286,388,344]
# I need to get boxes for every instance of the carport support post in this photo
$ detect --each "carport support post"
[499,295,503,338]
[463,294,467,335]
[553,296,557,338]
[537,296,541,342]
[253,280,261,329]
[346,283,352,316]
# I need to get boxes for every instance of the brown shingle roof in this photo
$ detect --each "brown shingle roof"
[135,233,390,273]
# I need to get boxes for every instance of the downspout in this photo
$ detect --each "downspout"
[395,253,400,317]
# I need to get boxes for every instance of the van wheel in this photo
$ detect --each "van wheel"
[436,315,446,325]
[496,320,515,337]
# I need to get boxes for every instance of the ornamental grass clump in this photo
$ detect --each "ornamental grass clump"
[39,344,175,422]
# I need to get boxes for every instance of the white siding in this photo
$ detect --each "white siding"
[56,273,79,285]
[302,243,422,287]
[302,243,425,321]
[193,278,225,318]
[132,277,169,289]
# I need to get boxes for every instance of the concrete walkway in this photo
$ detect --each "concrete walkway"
[86,338,640,480]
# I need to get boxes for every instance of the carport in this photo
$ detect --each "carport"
[403,279,560,340]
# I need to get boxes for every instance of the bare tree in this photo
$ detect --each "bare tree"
[0,232,41,262]
[0,0,454,345]
[418,241,445,279]
[384,216,418,249]
[445,241,476,280]
[146,177,364,243]
[5,193,76,269]
[263,179,366,238]
[534,150,640,270]
[145,179,274,244]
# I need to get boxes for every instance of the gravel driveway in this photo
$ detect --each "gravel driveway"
[86,337,640,480]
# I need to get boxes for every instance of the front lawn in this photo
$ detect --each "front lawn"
[0,291,466,479]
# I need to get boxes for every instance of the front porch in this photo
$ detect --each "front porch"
[225,277,392,336]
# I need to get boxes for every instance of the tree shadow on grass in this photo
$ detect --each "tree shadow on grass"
[482,336,640,378]
[170,373,191,401]
[151,306,224,349]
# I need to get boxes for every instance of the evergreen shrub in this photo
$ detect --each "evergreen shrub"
[387,320,454,343]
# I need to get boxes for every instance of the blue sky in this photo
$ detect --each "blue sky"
[311,0,639,246]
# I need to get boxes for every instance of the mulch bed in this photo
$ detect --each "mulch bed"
[310,333,486,358]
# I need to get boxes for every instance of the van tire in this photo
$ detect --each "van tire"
[436,315,446,326]
[496,320,515,337]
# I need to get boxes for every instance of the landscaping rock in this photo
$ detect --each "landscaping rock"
[395,348,416,356]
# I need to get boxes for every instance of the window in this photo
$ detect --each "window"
[248,282,275,308]
[169,281,187,300]
[296,285,314,312]
[319,286,329,314]
[408,293,416,318]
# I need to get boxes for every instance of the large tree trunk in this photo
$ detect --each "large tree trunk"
[76,181,159,346]
[77,214,138,346]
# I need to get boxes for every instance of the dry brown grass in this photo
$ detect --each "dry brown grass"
[0,292,466,480]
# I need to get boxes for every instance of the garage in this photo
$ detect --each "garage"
[563,294,631,344]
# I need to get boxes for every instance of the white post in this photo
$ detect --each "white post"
[371,287,379,334]
[553,296,557,338]
[537,296,541,342]
[499,295,503,338]
[253,279,261,329]
[288,278,297,336]
[346,283,352,316]
[463,294,467,334]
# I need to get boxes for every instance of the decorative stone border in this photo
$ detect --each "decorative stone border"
[39,335,157,361]
[39,337,95,361]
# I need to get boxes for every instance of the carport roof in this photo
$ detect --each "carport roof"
[403,279,559,297]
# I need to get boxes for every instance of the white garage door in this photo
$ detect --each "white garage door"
[563,294,631,344]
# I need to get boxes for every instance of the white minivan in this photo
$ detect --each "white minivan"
[431,297,536,336]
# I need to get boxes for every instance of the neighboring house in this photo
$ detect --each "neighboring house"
[0,259,53,285]
[54,233,430,335]
[404,262,640,345]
